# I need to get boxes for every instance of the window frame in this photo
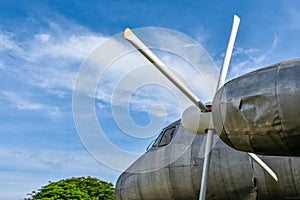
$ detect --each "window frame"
[146,123,179,151]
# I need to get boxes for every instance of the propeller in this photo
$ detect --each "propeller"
[124,15,278,199]
[199,15,240,200]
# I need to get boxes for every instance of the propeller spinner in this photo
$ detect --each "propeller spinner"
[124,15,278,200]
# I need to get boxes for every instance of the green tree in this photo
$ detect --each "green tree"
[25,176,115,200]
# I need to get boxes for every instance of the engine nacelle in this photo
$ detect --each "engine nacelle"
[212,58,300,156]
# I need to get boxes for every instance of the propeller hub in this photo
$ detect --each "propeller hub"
[182,105,212,135]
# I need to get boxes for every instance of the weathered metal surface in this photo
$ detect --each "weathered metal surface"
[115,121,300,199]
[212,58,300,156]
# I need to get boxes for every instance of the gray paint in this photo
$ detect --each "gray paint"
[213,58,300,156]
[115,121,300,199]
[116,59,300,199]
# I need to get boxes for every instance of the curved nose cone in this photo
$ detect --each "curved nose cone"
[115,171,140,200]
[115,154,201,200]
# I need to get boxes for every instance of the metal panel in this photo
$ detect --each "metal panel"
[276,60,300,155]
[212,59,300,156]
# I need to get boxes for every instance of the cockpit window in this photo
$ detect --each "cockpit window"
[157,127,176,147]
[146,120,180,151]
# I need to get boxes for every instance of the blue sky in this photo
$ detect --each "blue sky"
[1,0,300,199]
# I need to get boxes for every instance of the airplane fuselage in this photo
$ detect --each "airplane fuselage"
[116,120,300,199]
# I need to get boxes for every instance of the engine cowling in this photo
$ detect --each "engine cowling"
[212,58,300,156]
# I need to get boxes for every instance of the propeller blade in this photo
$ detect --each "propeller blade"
[199,15,240,200]
[248,153,278,182]
[123,28,208,112]
[216,15,240,90]
[199,129,215,200]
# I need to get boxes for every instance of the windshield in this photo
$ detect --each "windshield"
[146,120,180,151]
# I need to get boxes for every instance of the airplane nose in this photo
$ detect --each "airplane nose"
[115,158,202,200]
[115,171,140,200]
[115,121,201,200]
[115,169,200,200]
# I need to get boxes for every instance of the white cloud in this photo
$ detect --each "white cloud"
[225,35,279,80]
[2,91,61,116]
[28,33,105,61]
[46,89,68,98]
[0,61,4,70]
[2,24,218,122]
[1,22,107,94]
[249,35,278,63]
[0,32,22,53]
[232,47,259,56]
[35,33,52,43]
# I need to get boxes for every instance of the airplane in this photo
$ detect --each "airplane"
[115,119,300,199]
[114,15,300,199]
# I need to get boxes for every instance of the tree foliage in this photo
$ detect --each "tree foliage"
[25,176,115,200]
